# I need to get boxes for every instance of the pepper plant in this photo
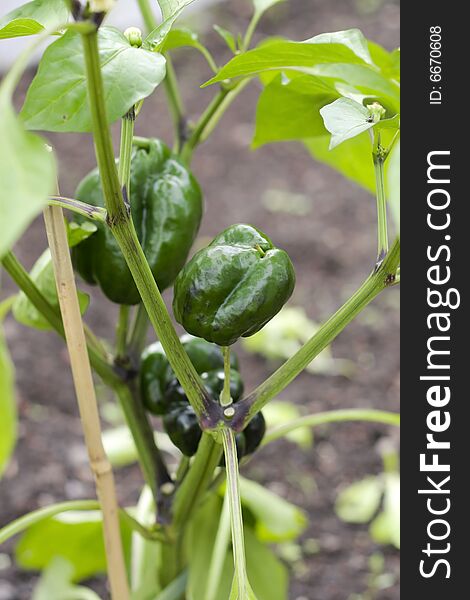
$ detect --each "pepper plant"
[0,0,400,598]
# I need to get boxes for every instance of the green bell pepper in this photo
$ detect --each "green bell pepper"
[72,139,203,305]
[173,224,295,346]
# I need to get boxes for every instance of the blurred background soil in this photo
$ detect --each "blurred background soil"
[0,0,400,598]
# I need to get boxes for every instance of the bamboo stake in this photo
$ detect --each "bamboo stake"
[43,204,129,600]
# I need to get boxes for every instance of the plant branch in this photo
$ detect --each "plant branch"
[262,409,400,446]
[49,196,107,222]
[172,433,222,531]
[372,133,389,263]
[80,25,211,422]
[135,0,187,152]
[1,251,118,386]
[180,80,249,164]
[221,428,252,598]
[206,492,231,600]
[128,304,150,365]
[115,305,130,361]
[0,498,165,546]
[116,382,174,524]
[221,346,232,407]
[238,238,400,427]
[2,249,171,515]
[43,204,129,600]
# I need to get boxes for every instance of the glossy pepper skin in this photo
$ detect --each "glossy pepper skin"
[140,337,239,416]
[162,370,266,459]
[72,139,203,305]
[173,224,296,346]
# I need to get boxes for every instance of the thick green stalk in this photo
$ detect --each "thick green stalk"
[240,238,400,425]
[262,409,400,446]
[80,26,210,421]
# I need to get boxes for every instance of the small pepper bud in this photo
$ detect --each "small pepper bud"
[367,102,386,123]
[124,27,143,48]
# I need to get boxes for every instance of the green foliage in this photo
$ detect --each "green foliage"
[0,301,16,478]
[12,248,90,330]
[213,24,237,54]
[262,401,313,448]
[320,98,375,149]
[15,509,132,581]
[0,0,69,39]
[187,495,288,600]
[387,139,400,233]
[204,39,366,86]
[239,477,307,543]
[21,27,166,132]
[253,75,337,147]
[162,28,217,71]
[144,0,195,50]
[252,0,284,18]
[335,468,400,549]
[0,67,56,259]
[32,557,101,600]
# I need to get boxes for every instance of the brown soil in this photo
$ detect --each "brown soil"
[0,1,399,598]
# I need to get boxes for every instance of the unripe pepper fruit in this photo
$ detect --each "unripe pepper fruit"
[72,139,203,305]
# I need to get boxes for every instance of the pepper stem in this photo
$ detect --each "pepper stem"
[221,346,232,407]
[222,428,257,600]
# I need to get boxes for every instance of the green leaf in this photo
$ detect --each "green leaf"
[253,74,337,147]
[204,39,367,86]
[311,63,400,112]
[387,139,400,233]
[213,24,237,54]
[32,557,102,600]
[0,75,55,259]
[320,97,373,149]
[263,402,313,449]
[305,132,375,192]
[144,0,195,50]
[252,0,284,18]
[161,28,217,71]
[335,476,383,524]
[307,29,373,65]
[65,220,97,248]
[157,0,194,19]
[239,477,307,542]
[21,27,166,133]
[0,317,16,478]
[370,473,400,548]
[368,42,400,82]
[0,0,69,40]
[12,249,89,331]
[15,509,131,582]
